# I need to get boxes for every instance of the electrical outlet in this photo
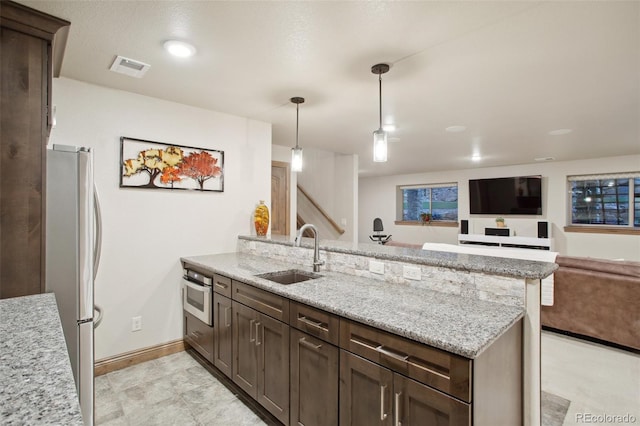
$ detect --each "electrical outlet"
[403,265,421,281]
[369,260,385,275]
[131,316,142,332]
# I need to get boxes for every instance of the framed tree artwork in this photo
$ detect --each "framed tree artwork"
[120,136,224,192]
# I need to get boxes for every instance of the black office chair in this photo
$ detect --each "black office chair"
[369,218,391,244]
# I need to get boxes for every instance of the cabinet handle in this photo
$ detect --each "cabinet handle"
[224,307,231,327]
[255,322,262,346]
[377,346,409,363]
[191,331,202,339]
[215,282,228,289]
[394,392,402,426]
[298,315,326,331]
[299,337,322,351]
[380,385,388,420]
[249,319,255,342]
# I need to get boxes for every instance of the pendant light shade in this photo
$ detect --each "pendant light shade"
[371,63,390,163]
[290,97,305,172]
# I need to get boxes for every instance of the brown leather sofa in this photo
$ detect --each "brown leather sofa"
[541,255,640,351]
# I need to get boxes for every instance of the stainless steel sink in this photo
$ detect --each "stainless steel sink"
[255,269,322,285]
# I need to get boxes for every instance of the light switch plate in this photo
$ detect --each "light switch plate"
[403,265,421,281]
[369,260,385,275]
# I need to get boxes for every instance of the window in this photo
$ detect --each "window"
[568,173,640,227]
[398,183,458,222]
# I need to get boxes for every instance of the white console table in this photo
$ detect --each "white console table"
[458,234,553,251]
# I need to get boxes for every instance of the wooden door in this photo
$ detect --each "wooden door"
[271,161,289,236]
[213,293,233,378]
[290,329,339,426]
[340,350,393,426]
[257,312,290,425]
[232,301,258,398]
[393,374,471,426]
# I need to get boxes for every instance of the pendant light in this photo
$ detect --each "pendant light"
[371,63,390,163]
[290,97,305,172]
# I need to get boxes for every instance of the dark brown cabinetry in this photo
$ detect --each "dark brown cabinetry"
[184,310,214,364]
[290,301,340,426]
[340,350,394,426]
[340,351,470,426]
[232,293,290,425]
[213,292,232,378]
[0,1,69,299]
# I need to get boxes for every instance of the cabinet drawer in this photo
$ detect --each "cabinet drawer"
[184,310,214,364]
[213,274,232,297]
[232,280,290,322]
[290,301,340,345]
[340,319,472,403]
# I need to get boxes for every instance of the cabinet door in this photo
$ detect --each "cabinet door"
[184,311,214,364]
[213,293,233,378]
[257,312,290,425]
[394,374,470,426]
[232,301,258,398]
[340,351,393,426]
[291,329,338,426]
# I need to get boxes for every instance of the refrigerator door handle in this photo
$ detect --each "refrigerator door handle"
[94,305,103,329]
[93,184,102,281]
[78,149,94,321]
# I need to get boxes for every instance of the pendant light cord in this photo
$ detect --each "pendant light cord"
[295,103,300,149]
[378,74,383,129]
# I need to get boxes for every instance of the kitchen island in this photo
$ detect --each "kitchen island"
[0,293,83,425]
[182,235,556,425]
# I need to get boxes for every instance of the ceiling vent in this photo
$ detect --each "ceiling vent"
[109,56,150,78]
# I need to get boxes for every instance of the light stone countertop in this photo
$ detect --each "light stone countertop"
[181,252,525,359]
[0,293,83,426]
[238,235,557,280]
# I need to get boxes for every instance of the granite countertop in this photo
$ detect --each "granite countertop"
[0,293,83,425]
[182,252,525,359]
[238,235,558,280]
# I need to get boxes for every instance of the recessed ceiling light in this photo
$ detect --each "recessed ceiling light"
[548,128,572,136]
[471,153,481,162]
[382,124,396,132]
[446,125,466,133]
[164,40,196,58]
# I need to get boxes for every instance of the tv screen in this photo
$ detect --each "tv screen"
[469,176,542,215]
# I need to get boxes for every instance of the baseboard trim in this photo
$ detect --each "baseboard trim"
[95,339,186,376]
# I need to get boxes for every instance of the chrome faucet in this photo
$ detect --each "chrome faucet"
[294,224,324,272]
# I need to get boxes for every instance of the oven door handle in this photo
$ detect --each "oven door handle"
[183,279,212,294]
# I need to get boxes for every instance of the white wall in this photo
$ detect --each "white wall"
[50,78,271,360]
[359,155,640,261]
[293,146,358,242]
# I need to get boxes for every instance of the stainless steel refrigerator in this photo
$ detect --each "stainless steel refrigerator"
[46,145,103,426]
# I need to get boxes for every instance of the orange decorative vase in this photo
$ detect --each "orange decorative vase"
[254,200,269,236]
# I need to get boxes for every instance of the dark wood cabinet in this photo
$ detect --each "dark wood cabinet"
[340,351,470,426]
[232,299,290,425]
[340,350,394,426]
[290,328,339,426]
[394,374,470,426]
[0,1,69,299]
[184,310,214,364]
[213,293,233,378]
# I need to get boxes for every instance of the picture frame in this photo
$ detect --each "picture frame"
[119,136,224,192]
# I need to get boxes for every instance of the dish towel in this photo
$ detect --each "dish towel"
[421,242,558,306]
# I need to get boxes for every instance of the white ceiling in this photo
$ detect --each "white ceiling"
[18,1,640,177]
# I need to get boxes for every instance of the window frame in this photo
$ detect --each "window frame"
[395,182,459,225]
[567,172,639,229]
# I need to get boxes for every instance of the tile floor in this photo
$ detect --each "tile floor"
[95,331,639,425]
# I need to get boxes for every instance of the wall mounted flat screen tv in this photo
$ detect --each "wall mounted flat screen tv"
[469,176,542,215]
